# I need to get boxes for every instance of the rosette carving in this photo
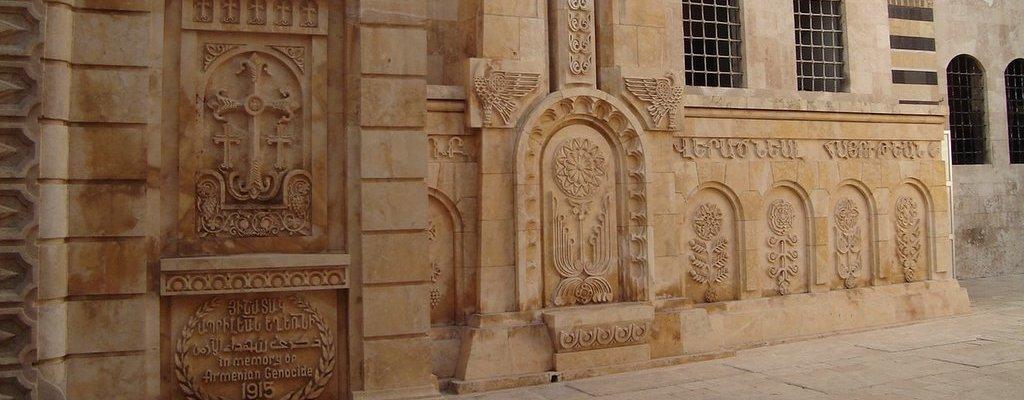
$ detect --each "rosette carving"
[835,198,863,289]
[766,200,800,295]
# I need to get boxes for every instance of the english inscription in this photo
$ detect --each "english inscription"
[174,294,335,400]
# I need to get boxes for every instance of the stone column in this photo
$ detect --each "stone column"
[350,0,436,398]
[37,0,160,398]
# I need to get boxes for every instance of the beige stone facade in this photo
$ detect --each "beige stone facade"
[1,0,985,399]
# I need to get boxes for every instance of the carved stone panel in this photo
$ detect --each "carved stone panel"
[427,197,456,325]
[762,189,811,296]
[184,0,327,35]
[543,129,620,307]
[892,184,931,283]
[467,59,544,128]
[552,0,596,88]
[830,186,874,290]
[684,189,741,303]
[178,32,327,255]
[170,292,340,400]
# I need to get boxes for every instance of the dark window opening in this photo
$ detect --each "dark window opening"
[793,0,846,92]
[1007,59,1024,164]
[683,0,743,88]
[946,54,987,165]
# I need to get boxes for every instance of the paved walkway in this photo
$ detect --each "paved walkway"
[450,275,1024,399]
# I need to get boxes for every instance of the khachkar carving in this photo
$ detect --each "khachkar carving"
[174,295,335,400]
[0,1,39,397]
[472,65,540,127]
[162,267,346,295]
[197,52,311,238]
[566,0,593,76]
[557,321,650,352]
[190,0,322,33]
[624,74,684,130]
[835,199,863,289]
[550,138,615,306]
[766,200,799,295]
[895,197,922,282]
[689,204,729,303]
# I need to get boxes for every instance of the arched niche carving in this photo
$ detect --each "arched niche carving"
[829,181,878,290]
[891,179,935,283]
[427,188,466,326]
[762,181,814,296]
[683,182,744,303]
[514,90,653,310]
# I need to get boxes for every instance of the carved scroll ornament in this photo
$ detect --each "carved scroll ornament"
[624,73,684,129]
[835,198,863,289]
[566,0,593,76]
[557,321,650,352]
[766,200,799,295]
[689,204,729,302]
[895,197,922,282]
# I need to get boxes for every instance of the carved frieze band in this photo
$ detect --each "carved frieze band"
[823,140,941,160]
[673,138,941,161]
[187,0,326,35]
[162,266,346,295]
[556,320,650,353]
[689,204,729,302]
[675,138,804,160]
[0,1,38,397]
[472,65,540,127]
[566,0,594,76]
[624,74,684,130]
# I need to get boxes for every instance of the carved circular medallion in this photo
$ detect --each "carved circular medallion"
[693,203,724,241]
[245,94,266,115]
[835,198,860,233]
[767,200,796,236]
[553,137,608,199]
[174,295,335,400]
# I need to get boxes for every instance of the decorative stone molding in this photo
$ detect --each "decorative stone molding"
[160,254,349,296]
[566,0,594,77]
[516,91,652,307]
[895,196,922,282]
[556,320,650,353]
[471,63,541,128]
[185,0,327,35]
[623,74,684,130]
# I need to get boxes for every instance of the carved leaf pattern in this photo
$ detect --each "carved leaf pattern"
[766,200,800,295]
[689,204,729,302]
[895,197,922,282]
[835,198,863,289]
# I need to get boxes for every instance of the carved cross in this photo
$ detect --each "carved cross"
[275,0,292,25]
[213,128,242,171]
[248,0,266,23]
[300,1,317,27]
[222,0,240,22]
[206,53,299,200]
[195,0,213,21]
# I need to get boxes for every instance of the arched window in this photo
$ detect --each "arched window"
[946,55,987,165]
[1006,59,1024,164]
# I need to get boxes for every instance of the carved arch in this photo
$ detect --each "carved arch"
[684,182,745,302]
[427,188,470,325]
[514,89,654,310]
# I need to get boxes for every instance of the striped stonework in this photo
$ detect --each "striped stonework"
[888,0,940,105]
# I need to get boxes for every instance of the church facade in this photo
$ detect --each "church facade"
[0,0,991,399]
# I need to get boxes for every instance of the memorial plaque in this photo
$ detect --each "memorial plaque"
[171,291,340,399]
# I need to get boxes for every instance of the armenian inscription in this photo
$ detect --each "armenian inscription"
[174,293,336,400]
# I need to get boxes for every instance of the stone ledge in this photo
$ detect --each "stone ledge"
[160,253,349,296]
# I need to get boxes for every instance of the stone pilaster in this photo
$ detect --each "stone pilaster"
[350,0,436,398]
[37,0,160,398]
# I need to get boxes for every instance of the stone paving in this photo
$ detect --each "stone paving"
[449,275,1024,399]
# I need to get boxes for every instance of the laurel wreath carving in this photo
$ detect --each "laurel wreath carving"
[174,296,336,400]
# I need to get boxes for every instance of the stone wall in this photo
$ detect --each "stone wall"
[935,0,1024,279]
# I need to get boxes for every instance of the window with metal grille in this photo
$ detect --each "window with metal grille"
[793,0,846,92]
[946,55,987,165]
[682,0,743,88]
[1006,59,1024,164]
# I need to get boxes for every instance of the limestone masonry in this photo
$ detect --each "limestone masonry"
[10,0,1021,399]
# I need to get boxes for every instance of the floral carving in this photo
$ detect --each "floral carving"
[767,200,800,295]
[624,73,685,129]
[567,0,593,76]
[557,321,650,352]
[551,195,615,306]
[895,197,922,282]
[429,262,442,307]
[689,204,729,302]
[835,198,863,289]
[554,138,607,199]
[270,45,305,73]
[473,65,540,126]
[202,43,242,70]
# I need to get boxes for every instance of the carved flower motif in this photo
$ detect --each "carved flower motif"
[835,198,860,233]
[554,138,607,199]
[693,204,724,240]
[767,200,796,236]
